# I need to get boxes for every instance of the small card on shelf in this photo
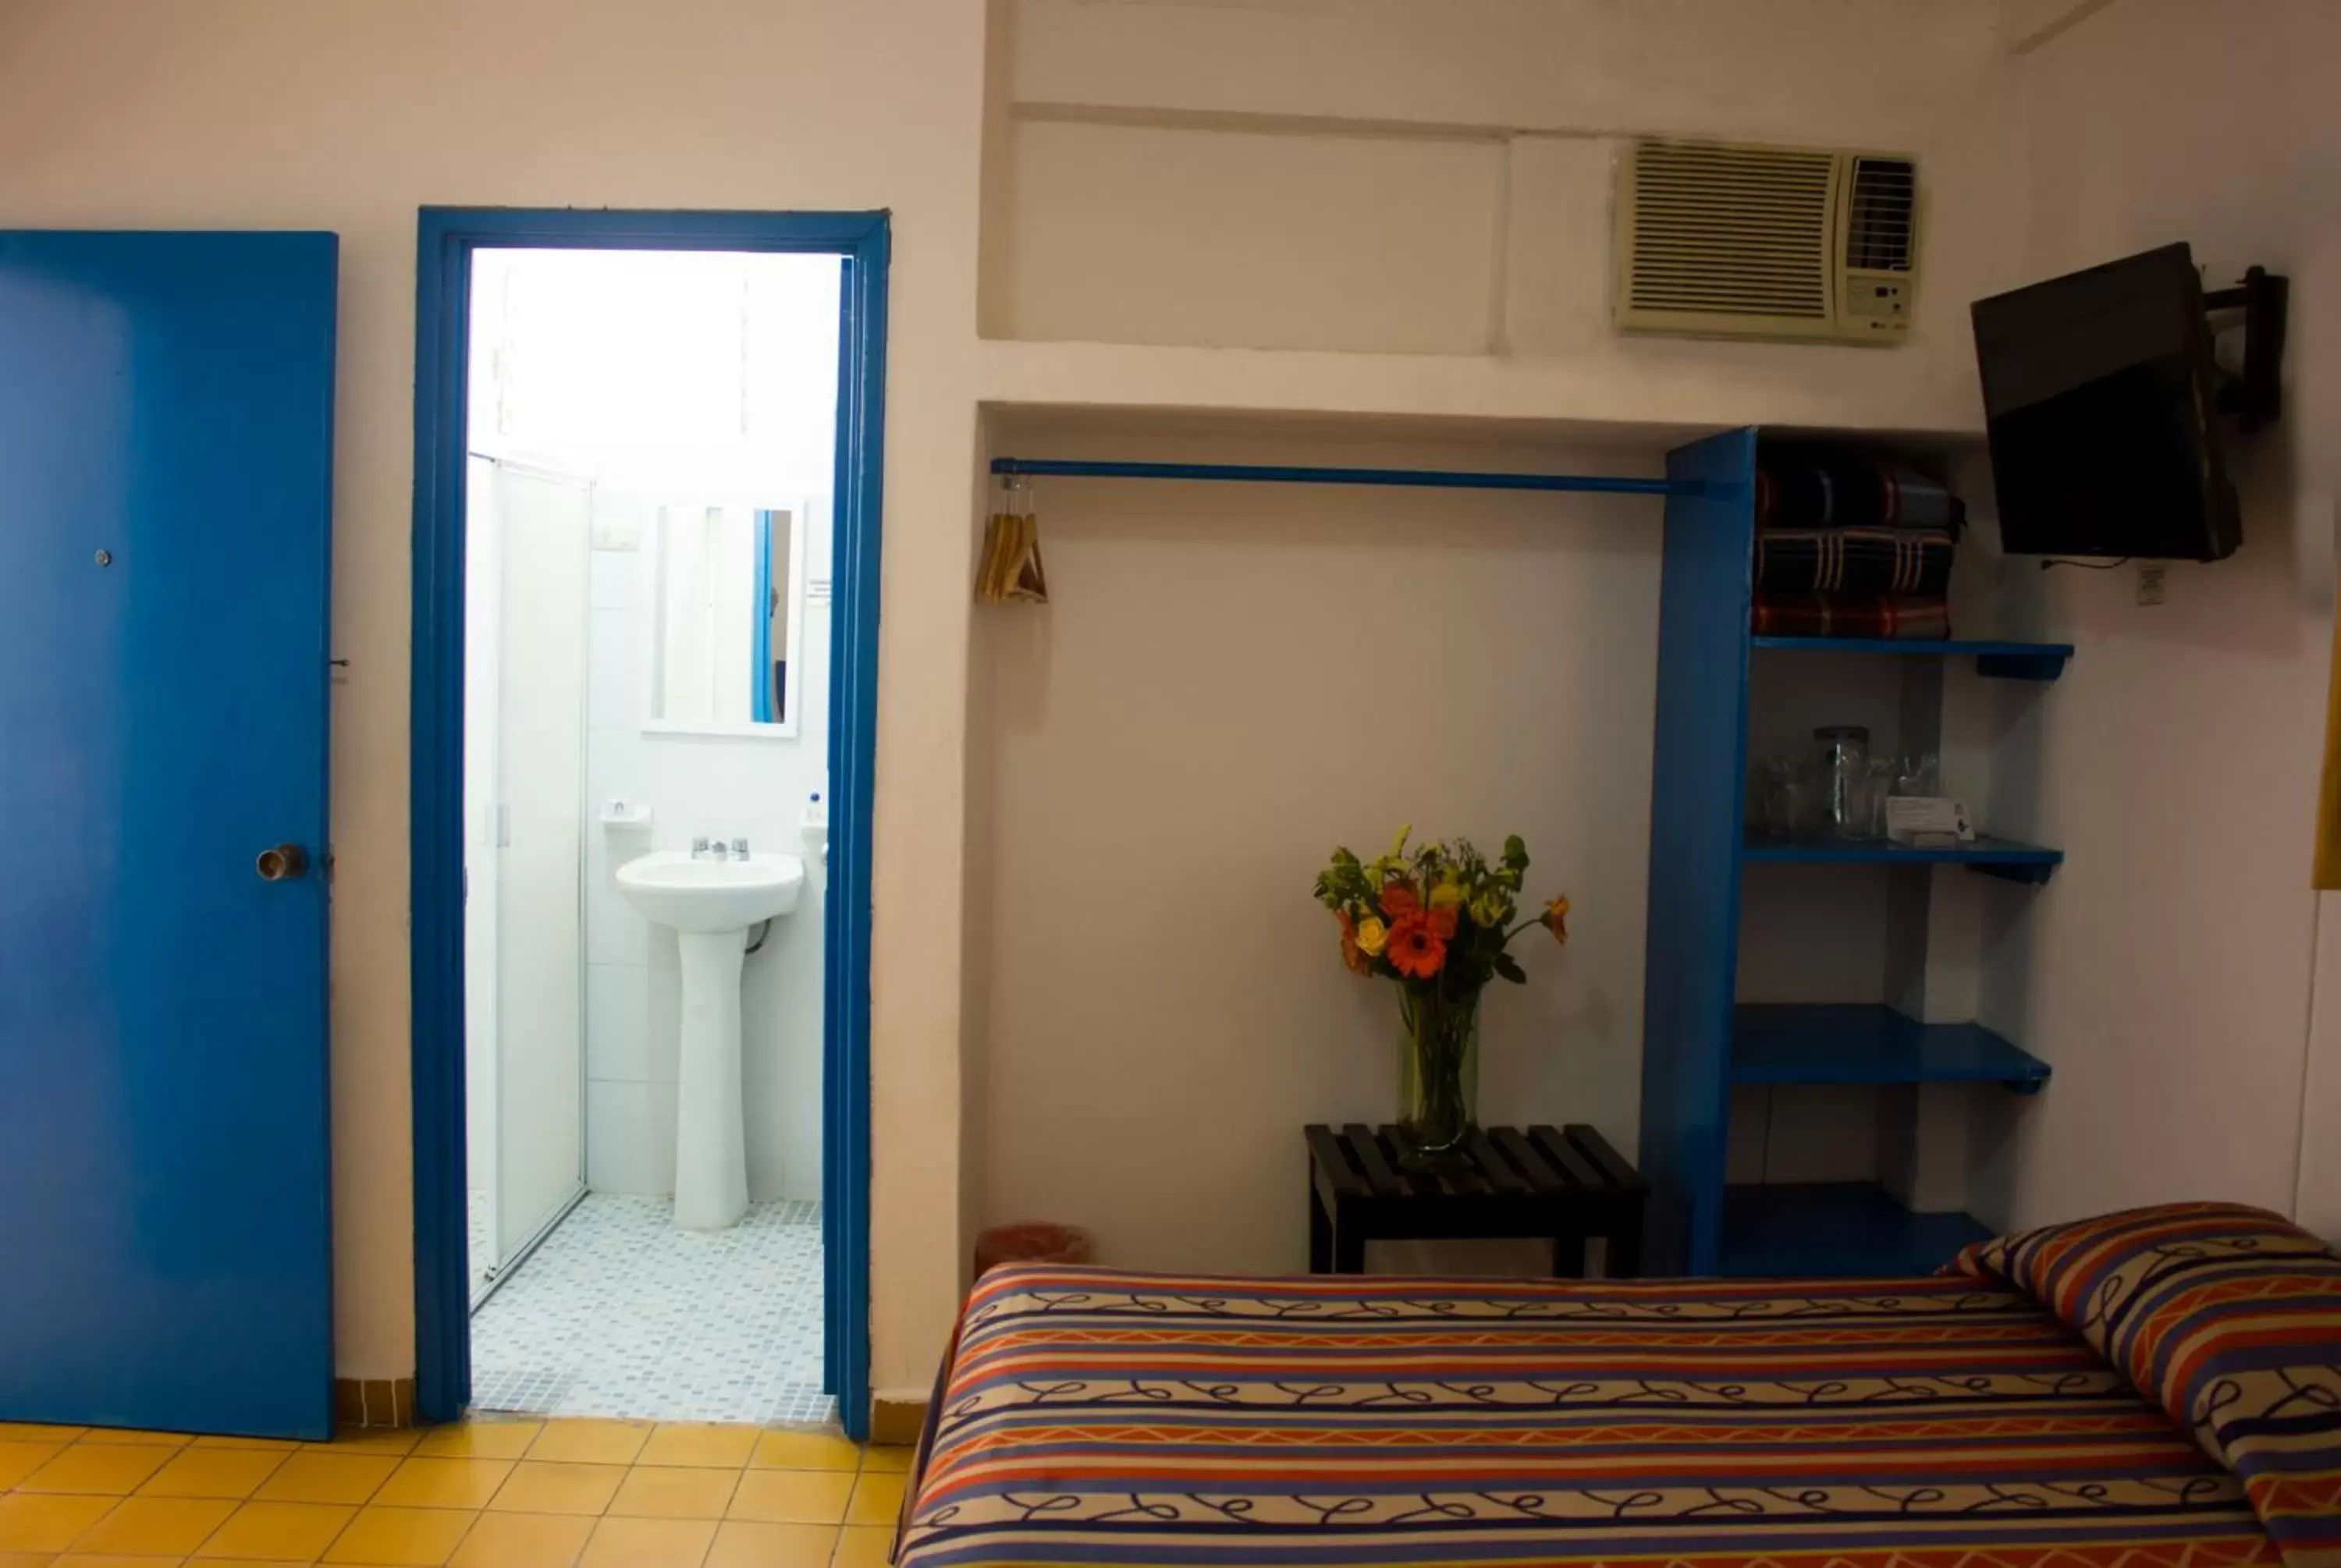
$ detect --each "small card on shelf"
[1886,796,1974,847]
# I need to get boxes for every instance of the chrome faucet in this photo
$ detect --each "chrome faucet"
[691,835,712,860]
[729,837,750,861]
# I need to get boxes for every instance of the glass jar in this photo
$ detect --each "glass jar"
[1813,725,1871,842]
[1864,756,1899,839]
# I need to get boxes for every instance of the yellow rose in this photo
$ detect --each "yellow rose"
[1429,879,1464,911]
[1355,916,1390,956]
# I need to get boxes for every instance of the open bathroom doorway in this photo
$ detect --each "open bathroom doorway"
[412,211,885,1439]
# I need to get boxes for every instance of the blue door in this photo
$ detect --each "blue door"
[0,232,339,1438]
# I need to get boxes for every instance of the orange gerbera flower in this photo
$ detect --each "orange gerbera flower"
[1385,911,1447,980]
[1337,910,1369,976]
[1378,880,1420,918]
[1426,905,1458,940]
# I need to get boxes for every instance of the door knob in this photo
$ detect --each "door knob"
[256,843,308,882]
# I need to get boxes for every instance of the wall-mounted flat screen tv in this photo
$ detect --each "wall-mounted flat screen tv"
[1971,242,2238,561]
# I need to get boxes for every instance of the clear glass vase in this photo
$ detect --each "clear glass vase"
[1395,982,1480,1169]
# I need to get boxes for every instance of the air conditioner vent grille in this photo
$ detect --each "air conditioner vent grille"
[1626,142,1833,319]
[1614,138,1919,343]
[1846,156,1916,273]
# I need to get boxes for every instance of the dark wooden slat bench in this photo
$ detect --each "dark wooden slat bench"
[1305,1123,1648,1278]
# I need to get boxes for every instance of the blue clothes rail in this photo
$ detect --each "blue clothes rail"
[989,456,1700,498]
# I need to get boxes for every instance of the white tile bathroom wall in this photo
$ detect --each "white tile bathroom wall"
[584,492,832,1204]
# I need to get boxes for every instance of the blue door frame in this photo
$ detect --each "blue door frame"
[408,208,886,1438]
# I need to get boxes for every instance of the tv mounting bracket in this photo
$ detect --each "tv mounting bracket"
[2204,264,2288,431]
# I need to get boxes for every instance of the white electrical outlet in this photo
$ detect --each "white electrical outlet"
[591,516,641,551]
[2137,564,2166,606]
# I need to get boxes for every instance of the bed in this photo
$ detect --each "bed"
[896,1203,2341,1568]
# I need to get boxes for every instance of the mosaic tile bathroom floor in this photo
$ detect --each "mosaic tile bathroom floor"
[471,1195,832,1428]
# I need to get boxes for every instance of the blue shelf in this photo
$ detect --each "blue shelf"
[1720,1183,1994,1278]
[1751,637,2073,680]
[1742,832,2062,883]
[1733,1005,2048,1093]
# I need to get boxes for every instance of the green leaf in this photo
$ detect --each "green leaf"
[1493,952,1528,984]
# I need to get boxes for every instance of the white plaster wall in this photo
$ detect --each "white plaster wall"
[985,0,2032,435]
[971,427,1662,1272]
[1002,119,1508,355]
[1970,0,2341,1233]
[16,0,2336,1405]
[0,0,983,1387]
[1010,0,2007,143]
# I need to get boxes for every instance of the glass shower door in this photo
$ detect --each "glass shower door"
[466,459,591,1304]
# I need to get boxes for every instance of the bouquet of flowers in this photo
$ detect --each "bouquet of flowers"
[1313,826,1568,1164]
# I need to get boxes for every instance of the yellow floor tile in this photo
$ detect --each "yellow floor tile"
[19,1445,176,1495]
[831,1525,893,1568]
[606,1468,737,1521]
[254,1453,400,1506]
[0,1493,119,1552]
[78,1429,195,1448]
[746,1433,859,1474]
[843,1475,902,1529]
[577,1516,716,1568]
[412,1423,541,1461]
[633,1426,755,1472]
[328,1433,423,1458]
[0,1442,66,1489]
[57,1553,201,1568]
[372,1460,514,1511]
[702,1521,834,1568]
[446,1510,595,1568]
[522,1424,650,1467]
[488,1464,626,1517]
[0,1553,59,1568]
[0,1425,87,1443]
[68,1495,238,1556]
[321,1505,478,1566]
[857,1448,912,1474]
[194,1500,359,1560]
[139,1447,292,1499]
[191,1436,301,1453]
[724,1470,851,1526]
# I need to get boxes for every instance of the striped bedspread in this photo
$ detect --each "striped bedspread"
[897,1266,2278,1568]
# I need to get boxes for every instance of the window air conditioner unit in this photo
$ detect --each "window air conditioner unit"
[1613,139,1918,345]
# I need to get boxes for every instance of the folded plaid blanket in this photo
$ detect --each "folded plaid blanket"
[1755,527,1955,595]
[1757,455,1965,534]
[1751,593,1950,639]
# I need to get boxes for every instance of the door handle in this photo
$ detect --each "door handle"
[256,843,309,882]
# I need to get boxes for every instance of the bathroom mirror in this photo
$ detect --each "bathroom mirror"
[644,499,808,737]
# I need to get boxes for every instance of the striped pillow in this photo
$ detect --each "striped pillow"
[1948,1202,2341,1566]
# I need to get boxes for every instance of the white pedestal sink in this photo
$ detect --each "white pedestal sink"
[614,850,806,1230]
